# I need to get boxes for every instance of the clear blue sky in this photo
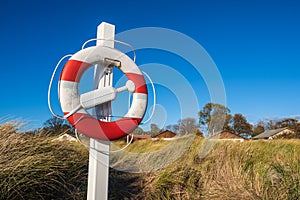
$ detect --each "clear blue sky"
[0,0,299,129]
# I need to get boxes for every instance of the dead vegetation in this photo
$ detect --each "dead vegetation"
[0,121,299,199]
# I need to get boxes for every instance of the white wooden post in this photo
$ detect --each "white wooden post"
[87,22,115,200]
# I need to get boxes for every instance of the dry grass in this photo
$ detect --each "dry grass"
[110,136,195,173]
[1,121,299,199]
[0,122,89,200]
[143,138,300,200]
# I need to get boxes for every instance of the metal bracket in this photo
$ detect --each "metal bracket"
[104,57,121,68]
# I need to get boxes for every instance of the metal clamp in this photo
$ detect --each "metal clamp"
[104,57,121,68]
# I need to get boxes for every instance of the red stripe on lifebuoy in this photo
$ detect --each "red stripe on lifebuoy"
[60,60,91,82]
[65,112,142,140]
[59,46,148,141]
[126,73,147,94]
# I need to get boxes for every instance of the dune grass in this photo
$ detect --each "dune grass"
[0,122,89,200]
[1,121,299,199]
[143,138,300,200]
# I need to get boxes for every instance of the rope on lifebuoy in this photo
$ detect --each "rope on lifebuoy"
[59,45,148,141]
[48,54,73,120]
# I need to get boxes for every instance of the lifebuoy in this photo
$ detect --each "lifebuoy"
[59,45,148,141]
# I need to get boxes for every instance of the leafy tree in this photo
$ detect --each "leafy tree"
[275,118,300,138]
[275,118,298,130]
[198,103,230,136]
[223,114,233,132]
[252,124,265,137]
[42,117,74,137]
[232,114,253,137]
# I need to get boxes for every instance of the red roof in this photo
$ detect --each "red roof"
[154,130,176,138]
[215,131,249,140]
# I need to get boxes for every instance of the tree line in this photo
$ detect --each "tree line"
[31,102,300,139]
[197,103,300,138]
[137,103,300,138]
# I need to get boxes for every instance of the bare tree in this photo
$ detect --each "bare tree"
[148,123,161,137]
[178,118,199,134]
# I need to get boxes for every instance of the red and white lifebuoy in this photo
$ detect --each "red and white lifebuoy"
[59,45,147,141]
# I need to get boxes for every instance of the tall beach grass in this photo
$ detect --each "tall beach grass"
[1,121,299,199]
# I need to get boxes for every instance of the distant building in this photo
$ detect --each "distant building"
[212,131,248,142]
[252,127,296,140]
[153,130,176,140]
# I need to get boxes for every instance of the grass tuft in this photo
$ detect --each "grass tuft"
[0,122,89,200]
[1,121,299,199]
